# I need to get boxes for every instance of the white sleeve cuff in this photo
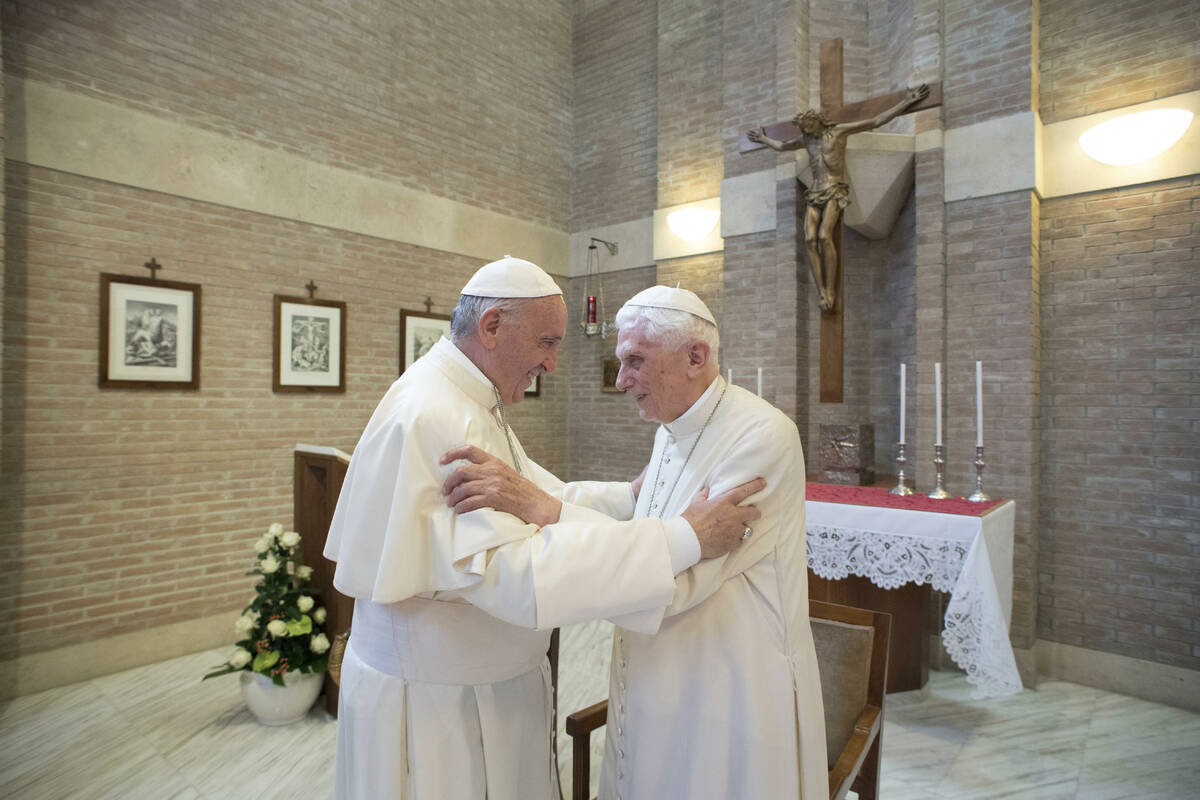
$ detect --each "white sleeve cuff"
[663,517,701,575]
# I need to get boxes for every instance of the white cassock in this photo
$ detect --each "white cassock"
[324,337,700,800]
[571,377,828,800]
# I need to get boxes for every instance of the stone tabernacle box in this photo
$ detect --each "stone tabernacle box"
[818,424,875,485]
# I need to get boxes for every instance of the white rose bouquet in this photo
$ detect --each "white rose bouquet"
[204,523,331,686]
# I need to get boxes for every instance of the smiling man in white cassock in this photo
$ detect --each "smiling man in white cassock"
[443,285,829,800]
[323,258,764,800]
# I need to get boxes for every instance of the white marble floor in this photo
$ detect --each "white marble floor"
[1,647,1198,799]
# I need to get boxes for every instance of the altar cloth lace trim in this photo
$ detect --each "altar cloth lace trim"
[808,524,1022,698]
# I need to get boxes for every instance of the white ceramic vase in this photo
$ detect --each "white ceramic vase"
[240,670,323,726]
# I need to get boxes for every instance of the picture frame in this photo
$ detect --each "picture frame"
[602,356,622,393]
[273,295,347,393]
[399,309,451,374]
[99,273,201,389]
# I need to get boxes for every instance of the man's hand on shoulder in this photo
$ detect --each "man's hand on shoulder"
[681,478,766,560]
[440,445,562,527]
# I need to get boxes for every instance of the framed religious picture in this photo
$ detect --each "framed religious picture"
[273,295,347,393]
[99,273,202,389]
[525,374,541,397]
[602,355,621,393]
[399,309,451,374]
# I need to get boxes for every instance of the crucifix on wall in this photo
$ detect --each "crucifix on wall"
[741,39,941,402]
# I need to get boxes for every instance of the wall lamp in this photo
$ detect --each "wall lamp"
[1079,108,1194,166]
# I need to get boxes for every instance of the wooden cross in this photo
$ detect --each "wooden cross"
[143,257,162,280]
[423,296,433,313]
[740,39,941,403]
[306,280,318,299]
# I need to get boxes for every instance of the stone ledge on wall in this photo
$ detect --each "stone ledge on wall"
[944,91,1200,203]
[1034,639,1200,714]
[5,78,569,275]
[0,611,239,700]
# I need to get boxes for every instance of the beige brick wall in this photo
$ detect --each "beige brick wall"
[562,267,657,482]
[1034,0,1199,671]
[571,0,658,230]
[656,0,724,208]
[4,0,572,229]
[0,165,489,657]
[945,190,1041,650]
[1040,0,1200,123]
[944,0,1037,128]
[1039,176,1200,670]
[0,0,573,664]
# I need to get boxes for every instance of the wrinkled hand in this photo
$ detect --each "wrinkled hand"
[906,83,930,104]
[681,478,766,560]
[440,445,562,527]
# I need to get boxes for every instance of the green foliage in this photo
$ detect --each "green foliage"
[203,524,333,683]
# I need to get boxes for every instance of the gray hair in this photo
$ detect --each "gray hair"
[614,304,720,364]
[450,295,526,341]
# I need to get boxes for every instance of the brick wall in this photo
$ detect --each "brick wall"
[1040,0,1200,123]
[945,190,1041,649]
[563,267,657,482]
[1039,175,1199,670]
[721,0,806,434]
[571,0,658,230]
[943,0,1037,128]
[0,0,573,663]
[868,195,918,470]
[0,165,493,657]
[656,0,724,208]
[3,0,572,229]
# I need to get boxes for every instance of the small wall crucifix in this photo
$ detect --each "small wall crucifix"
[741,39,940,402]
[306,280,319,299]
[144,257,163,280]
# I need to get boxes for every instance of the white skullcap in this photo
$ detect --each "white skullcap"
[460,255,563,298]
[620,285,716,325]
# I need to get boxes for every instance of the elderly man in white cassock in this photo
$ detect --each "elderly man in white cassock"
[443,285,828,800]
[323,258,765,800]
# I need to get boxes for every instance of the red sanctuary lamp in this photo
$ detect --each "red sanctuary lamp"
[581,237,618,337]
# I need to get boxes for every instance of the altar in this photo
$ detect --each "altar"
[805,483,1022,698]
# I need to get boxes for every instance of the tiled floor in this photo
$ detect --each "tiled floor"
[1,647,1197,799]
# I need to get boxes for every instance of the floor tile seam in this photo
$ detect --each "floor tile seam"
[90,672,212,795]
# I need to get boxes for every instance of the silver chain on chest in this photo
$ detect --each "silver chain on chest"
[492,387,525,477]
[644,381,728,518]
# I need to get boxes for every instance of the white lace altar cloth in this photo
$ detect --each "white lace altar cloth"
[807,499,1021,698]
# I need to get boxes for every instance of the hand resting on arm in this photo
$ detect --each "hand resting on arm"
[440,445,763,561]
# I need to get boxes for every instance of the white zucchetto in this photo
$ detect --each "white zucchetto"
[621,285,716,325]
[460,255,563,299]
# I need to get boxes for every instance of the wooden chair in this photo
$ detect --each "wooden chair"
[564,600,890,800]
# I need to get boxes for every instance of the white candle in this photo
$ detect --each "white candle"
[975,361,984,447]
[899,363,906,444]
[934,362,943,445]
[756,367,763,397]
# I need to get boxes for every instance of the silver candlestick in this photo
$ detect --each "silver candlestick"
[889,441,913,495]
[927,443,950,499]
[967,445,990,502]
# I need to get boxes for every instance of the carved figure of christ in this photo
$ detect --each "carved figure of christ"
[748,86,927,312]
[740,38,940,402]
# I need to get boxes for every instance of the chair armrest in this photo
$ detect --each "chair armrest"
[828,704,882,800]
[565,699,609,738]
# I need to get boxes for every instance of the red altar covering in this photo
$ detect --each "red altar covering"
[806,482,1005,516]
